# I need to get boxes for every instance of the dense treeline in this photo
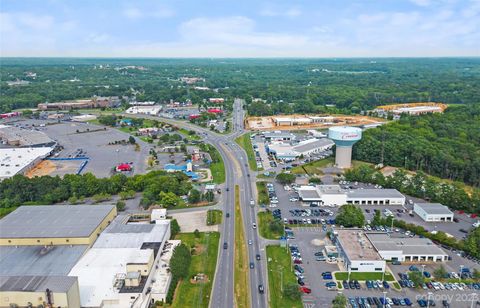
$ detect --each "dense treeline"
[345,165,480,214]
[353,105,480,187]
[1,58,479,113]
[0,171,192,208]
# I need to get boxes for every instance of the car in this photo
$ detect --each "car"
[404,298,412,306]
[316,256,326,261]
[256,254,261,261]
[258,284,264,294]
[226,187,230,191]
[299,286,311,294]
[223,242,228,249]
[442,300,450,307]
[252,223,257,229]
[323,274,332,280]
[392,260,401,265]
[248,239,252,245]
[354,280,361,289]
[343,280,349,289]
[459,228,468,233]
[383,281,390,289]
[250,262,254,269]
[298,278,305,286]
[349,280,356,289]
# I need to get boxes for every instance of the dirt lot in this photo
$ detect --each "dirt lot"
[246,114,385,130]
[170,210,219,232]
[26,159,84,177]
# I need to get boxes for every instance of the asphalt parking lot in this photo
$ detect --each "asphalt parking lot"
[11,119,151,177]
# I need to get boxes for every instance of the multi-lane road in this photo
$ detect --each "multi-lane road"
[128,99,268,308]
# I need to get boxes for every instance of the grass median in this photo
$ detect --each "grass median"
[256,182,270,205]
[235,133,259,171]
[234,185,250,308]
[266,245,303,308]
[207,145,226,184]
[172,232,220,308]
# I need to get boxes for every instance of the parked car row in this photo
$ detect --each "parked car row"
[348,296,412,308]
[289,244,312,294]
[289,208,334,217]
[398,272,480,290]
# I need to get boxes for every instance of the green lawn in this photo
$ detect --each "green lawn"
[258,212,283,240]
[0,207,17,218]
[172,232,220,308]
[207,146,226,184]
[334,271,395,281]
[291,157,334,175]
[206,210,222,225]
[235,133,259,171]
[178,128,201,141]
[256,182,270,205]
[266,246,303,308]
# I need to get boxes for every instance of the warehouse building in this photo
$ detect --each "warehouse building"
[414,203,454,222]
[267,138,334,161]
[297,185,405,206]
[0,124,56,147]
[0,275,81,308]
[69,217,173,307]
[0,147,54,180]
[0,205,117,246]
[263,132,296,142]
[335,229,386,272]
[367,233,449,262]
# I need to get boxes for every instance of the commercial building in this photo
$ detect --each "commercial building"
[374,103,447,116]
[414,203,454,222]
[0,205,117,246]
[335,230,448,272]
[0,147,54,180]
[71,114,97,122]
[335,230,386,272]
[38,96,120,111]
[69,217,172,307]
[267,138,334,161]
[0,124,55,147]
[209,98,225,103]
[263,132,296,142]
[297,185,405,206]
[367,233,449,262]
[0,275,81,308]
[126,105,162,115]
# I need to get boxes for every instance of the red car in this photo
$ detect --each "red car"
[299,286,311,294]
[293,259,303,264]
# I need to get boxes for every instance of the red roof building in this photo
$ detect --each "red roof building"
[189,114,201,120]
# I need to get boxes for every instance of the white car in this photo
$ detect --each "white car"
[270,199,279,204]
[248,239,253,245]
[250,199,255,206]
[289,198,299,202]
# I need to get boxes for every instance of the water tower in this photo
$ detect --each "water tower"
[328,126,362,168]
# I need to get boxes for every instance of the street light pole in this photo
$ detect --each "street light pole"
[383,291,387,308]
[459,265,464,282]
[427,292,432,308]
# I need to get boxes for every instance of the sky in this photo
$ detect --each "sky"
[0,0,479,57]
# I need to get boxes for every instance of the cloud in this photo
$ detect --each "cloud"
[85,33,110,43]
[409,0,432,7]
[259,7,302,17]
[123,6,174,19]
[179,16,307,47]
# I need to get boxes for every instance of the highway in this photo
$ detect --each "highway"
[126,98,268,308]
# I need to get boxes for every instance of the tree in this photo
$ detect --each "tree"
[434,265,447,279]
[188,189,201,204]
[116,200,126,212]
[283,283,301,300]
[169,244,191,279]
[98,115,117,126]
[203,191,215,202]
[472,268,480,280]
[332,293,347,308]
[170,219,180,239]
[128,136,136,144]
[269,219,284,235]
[409,271,425,287]
[158,191,181,208]
[372,209,382,226]
[335,204,365,227]
[276,172,296,185]
[194,229,200,238]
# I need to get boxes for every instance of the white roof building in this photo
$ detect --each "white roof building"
[0,147,53,180]
[267,138,334,161]
[126,105,162,115]
[414,203,454,222]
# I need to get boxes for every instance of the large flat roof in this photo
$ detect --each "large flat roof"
[293,138,334,153]
[0,147,53,179]
[0,245,88,276]
[0,275,77,292]
[415,203,453,215]
[346,189,404,199]
[0,205,115,239]
[94,218,170,249]
[69,248,153,307]
[0,124,54,146]
[336,229,382,261]
[367,233,448,256]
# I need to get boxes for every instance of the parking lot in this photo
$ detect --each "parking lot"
[10,119,151,177]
